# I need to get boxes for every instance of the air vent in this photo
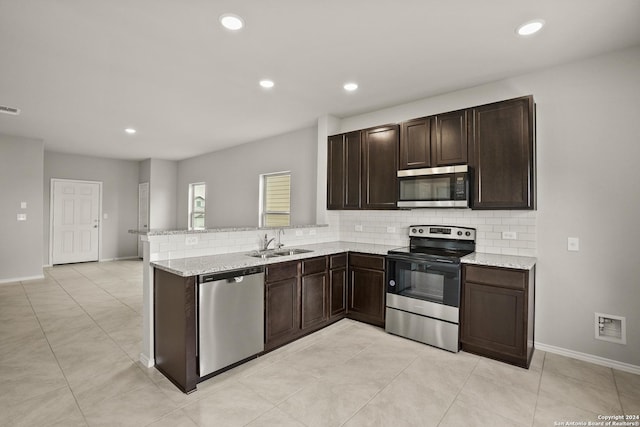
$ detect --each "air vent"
[0,105,21,115]
[595,312,626,345]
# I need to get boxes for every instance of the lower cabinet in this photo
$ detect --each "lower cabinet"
[265,261,300,351]
[460,264,535,368]
[329,254,347,318]
[347,253,386,327]
[301,257,329,331]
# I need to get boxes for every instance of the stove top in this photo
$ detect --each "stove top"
[387,225,476,262]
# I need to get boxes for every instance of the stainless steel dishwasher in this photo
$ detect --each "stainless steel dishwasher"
[198,266,265,378]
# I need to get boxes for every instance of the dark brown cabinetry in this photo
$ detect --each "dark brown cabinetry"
[265,261,300,351]
[327,131,361,209]
[329,254,347,318]
[154,269,198,393]
[461,264,535,368]
[328,125,398,211]
[300,257,329,330]
[361,125,399,209]
[347,253,386,327]
[434,110,468,166]
[399,110,467,170]
[469,95,536,209]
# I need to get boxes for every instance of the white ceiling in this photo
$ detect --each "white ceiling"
[1,0,639,161]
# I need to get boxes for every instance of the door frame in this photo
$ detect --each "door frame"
[138,182,150,258]
[49,178,103,265]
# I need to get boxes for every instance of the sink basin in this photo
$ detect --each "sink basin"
[246,248,313,259]
[273,248,313,256]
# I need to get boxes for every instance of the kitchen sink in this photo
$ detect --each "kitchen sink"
[246,248,313,259]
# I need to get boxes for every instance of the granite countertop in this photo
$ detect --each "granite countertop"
[129,223,328,236]
[151,241,402,277]
[461,252,536,270]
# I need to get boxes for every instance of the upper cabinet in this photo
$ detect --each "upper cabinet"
[327,125,398,210]
[327,131,361,209]
[469,96,536,210]
[361,124,399,209]
[399,110,468,170]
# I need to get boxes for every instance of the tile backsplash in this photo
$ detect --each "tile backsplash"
[148,209,536,261]
[335,209,536,257]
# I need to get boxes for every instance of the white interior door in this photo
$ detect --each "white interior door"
[51,180,101,265]
[138,182,150,257]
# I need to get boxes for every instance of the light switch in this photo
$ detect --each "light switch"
[20,202,27,209]
[17,213,27,221]
[568,237,580,252]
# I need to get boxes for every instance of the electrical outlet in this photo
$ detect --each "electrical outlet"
[17,213,27,221]
[387,226,396,233]
[103,213,109,220]
[568,237,580,252]
[309,229,316,235]
[295,229,303,236]
[502,231,517,240]
[355,224,363,232]
[185,236,199,246]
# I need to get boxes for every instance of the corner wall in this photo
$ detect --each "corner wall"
[0,134,44,282]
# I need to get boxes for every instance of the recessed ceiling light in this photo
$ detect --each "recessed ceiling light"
[124,128,136,135]
[516,19,545,36]
[259,79,274,88]
[343,82,358,92]
[219,13,244,31]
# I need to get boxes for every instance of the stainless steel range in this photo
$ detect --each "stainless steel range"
[385,225,476,352]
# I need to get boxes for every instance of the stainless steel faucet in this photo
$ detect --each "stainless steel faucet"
[262,234,275,251]
[276,228,285,249]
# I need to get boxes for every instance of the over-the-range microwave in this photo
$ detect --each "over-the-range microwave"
[397,165,469,208]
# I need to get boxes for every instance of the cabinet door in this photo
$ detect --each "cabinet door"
[265,278,299,350]
[348,267,385,326]
[434,109,468,166]
[361,125,399,209]
[329,267,347,318]
[301,272,328,330]
[344,131,362,209]
[461,282,525,358]
[327,134,345,209]
[400,117,431,169]
[470,96,535,209]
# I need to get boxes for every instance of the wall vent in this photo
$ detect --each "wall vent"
[594,312,626,345]
[0,105,21,115]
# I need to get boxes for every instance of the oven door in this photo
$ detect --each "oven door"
[386,254,460,308]
[397,166,468,208]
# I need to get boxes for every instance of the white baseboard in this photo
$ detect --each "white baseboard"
[139,353,155,368]
[535,341,640,375]
[100,256,140,262]
[42,264,52,268]
[0,274,45,284]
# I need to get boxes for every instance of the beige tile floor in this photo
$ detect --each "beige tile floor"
[1,260,638,426]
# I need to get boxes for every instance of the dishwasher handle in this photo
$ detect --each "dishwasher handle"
[199,266,264,284]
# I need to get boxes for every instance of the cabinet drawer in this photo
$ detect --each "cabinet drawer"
[266,261,298,283]
[349,253,385,271]
[329,253,347,269]
[464,265,526,290]
[302,257,327,276]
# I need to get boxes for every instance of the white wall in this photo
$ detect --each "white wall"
[0,134,44,282]
[323,45,640,367]
[177,126,318,228]
[43,151,139,264]
[148,159,177,230]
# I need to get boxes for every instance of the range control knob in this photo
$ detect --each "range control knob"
[411,228,417,234]
[418,228,424,233]
[389,280,396,287]
[457,231,463,236]
[465,231,471,236]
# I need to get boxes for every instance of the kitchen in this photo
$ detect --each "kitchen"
[1,1,640,426]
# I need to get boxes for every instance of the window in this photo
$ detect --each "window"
[260,172,291,227]
[188,182,206,230]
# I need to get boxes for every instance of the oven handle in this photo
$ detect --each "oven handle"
[387,254,460,273]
